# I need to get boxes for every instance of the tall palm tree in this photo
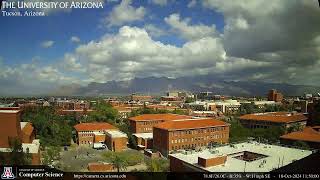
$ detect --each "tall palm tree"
[110,155,128,172]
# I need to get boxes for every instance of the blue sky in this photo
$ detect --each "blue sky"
[0,0,224,65]
[0,0,320,95]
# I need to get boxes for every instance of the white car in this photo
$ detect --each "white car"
[93,143,107,150]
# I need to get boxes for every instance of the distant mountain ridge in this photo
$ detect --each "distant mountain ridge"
[54,75,320,96]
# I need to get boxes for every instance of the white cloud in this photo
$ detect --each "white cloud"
[41,40,54,48]
[70,36,81,43]
[187,0,196,8]
[144,24,167,37]
[62,53,85,72]
[70,26,265,83]
[105,0,146,27]
[151,0,167,6]
[164,13,218,40]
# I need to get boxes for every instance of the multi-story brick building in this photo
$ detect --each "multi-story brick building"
[239,112,308,133]
[153,119,229,156]
[130,94,152,102]
[128,114,192,150]
[268,89,283,102]
[74,122,128,152]
[280,126,320,149]
[0,108,40,165]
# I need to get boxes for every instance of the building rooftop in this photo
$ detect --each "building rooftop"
[0,139,40,154]
[105,130,127,138]
[154,118,228,131]
[22,139,40,154]
[74,122,117,132]
[239,112,308,123]
[0,110,20,113]
[169,141,313,172]
[280,126,320,143]
[128,114,192,122]
[87,162,113,172]
[132,132,153,139]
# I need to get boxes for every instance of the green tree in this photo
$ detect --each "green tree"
[110,154,128,172]
[146,158,169,172]
[7,138,31,165]
[86,101,119,123]
[229,120,251,142]
[21,106,73,147]
[43,146,61,165]
[239,103,261,115]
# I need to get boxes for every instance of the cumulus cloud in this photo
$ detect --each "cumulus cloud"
[187,0,196,8]
[68,26,265,83]
[164,13,218,40]
[144,24,167,37]
[105,0,146,27]
[201,0,320,85]
[1,0,320,95]
[41,40,54,48]
[151,0,167,6]
[0,59,81,95]
[70,36,81,43]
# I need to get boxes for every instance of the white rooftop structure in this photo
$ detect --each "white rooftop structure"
[93,132,105,136]
[20,122,28,129]
[22,139,40,154]
[253,101,277,105]
[0,110,20,113]
[169,141,312,172]
[133,133,153,139]
[0,139,40,154]
[105,130,127,138]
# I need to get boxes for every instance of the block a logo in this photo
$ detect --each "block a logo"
[1,167,15,179]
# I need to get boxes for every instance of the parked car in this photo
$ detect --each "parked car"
[93,143,107,150]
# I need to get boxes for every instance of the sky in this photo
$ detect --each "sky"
[0,0,320,95]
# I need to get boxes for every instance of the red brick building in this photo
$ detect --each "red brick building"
[128,114,192,150]
[0,108,40,165]
[280,126,320,149]
[74,122,128,152]
[128,114,192,134]
[239,112,308,132]
[268,89,283,102]
[153,119,229,156]
[130,94,152,102]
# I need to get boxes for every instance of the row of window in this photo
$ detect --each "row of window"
[170,133,227,144]
[79,130,102,133]
[81,141,92,144]
[139,127,152,132]
[139,121,161,126]
[80,133,94,137]
[171,142,218,150]
[172,127,226,136]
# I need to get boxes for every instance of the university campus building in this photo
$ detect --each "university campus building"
[280,126,320,149]
[0,107,40,165]
[239,112,308,132]
[74,122,128,152]
[169,141,313,172]
[128,114,192,150]
[153,119,229,156]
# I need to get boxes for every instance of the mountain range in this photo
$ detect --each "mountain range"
[52,75,320,97]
